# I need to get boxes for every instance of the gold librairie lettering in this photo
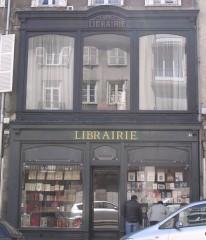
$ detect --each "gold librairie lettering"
[74,130,138,141]
[88,15,126,29]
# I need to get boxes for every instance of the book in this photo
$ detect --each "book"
[136,171,145,182]
[157,171,165,182]
[28,170,37,180]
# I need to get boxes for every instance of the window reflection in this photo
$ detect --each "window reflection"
[83,34,130,111]
[93,169,119,229]
[139,34,187,111]
[26,35,74,110]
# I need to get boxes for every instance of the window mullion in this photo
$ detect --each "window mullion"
[87,84,90,103]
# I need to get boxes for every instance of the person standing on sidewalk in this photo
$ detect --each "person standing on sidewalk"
[124,195,143,234]
[147,201,169,226]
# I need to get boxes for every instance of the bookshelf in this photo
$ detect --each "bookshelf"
[21,164,83,228]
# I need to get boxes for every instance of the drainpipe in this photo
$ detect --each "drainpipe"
[0,0,11,217]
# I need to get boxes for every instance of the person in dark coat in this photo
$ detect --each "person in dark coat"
[124,195,143,234]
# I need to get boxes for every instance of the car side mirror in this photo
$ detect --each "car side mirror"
[175,220,183,229]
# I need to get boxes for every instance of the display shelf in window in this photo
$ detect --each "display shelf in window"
[127,165,190,205]
[21,164,83,229]
[128,171,136,182]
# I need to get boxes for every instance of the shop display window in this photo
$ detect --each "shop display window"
[127,165,190,226]
[21,164,83,229]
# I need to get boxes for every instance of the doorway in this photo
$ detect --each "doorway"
[91,167,120,240]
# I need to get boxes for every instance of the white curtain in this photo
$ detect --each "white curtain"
[139,34,187,111]
[26,34,74,110]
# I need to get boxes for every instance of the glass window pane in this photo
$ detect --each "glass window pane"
[26,35,74,110]
[21,164,83,229]
[92,169,119,229]
[178,204,206,227]
[139,34,187,111]
[83,34,130,111]
[127,147,190,228]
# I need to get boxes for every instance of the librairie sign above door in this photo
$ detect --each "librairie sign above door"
[74,130,139,141]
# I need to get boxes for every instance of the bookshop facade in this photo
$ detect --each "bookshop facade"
[7,125,200,240]
[9,5,199,240]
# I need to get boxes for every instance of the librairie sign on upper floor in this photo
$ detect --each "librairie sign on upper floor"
[88,15,126,28]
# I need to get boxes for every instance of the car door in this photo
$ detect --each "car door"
[168,203,206,240]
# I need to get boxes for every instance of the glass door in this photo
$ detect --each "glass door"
[92,168,119,230]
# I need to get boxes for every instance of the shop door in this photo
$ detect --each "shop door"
[91,168,120,240]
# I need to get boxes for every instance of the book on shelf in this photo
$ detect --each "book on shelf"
[37,171,46,180]
[136,171,145,182]
[55,171,64,180]
[46,172,55,180]
[157,171,165,182]
[72,170,81,180]
[28,170,37,180]
[64,171,73,180]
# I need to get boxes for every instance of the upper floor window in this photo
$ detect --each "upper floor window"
[36,47,70,66]
[83,34,130,111]
[42,80,62,109]
[82,80,97,104]
[107,48,127,66]
[26,35,74,110]
[145,0,181,6]
[83,47,99,66]
[154,36,186,82]
[0,0,5,7]
[31,0,67,7]
[88,0,124,6]
[139,34,187,111]
[107,80,127,110]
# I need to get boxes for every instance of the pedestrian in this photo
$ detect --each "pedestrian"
[124,195,143,235]
[147,200,169,226]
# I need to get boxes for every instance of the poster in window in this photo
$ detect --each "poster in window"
[152,183,158,190]
[128,172,136,182]
[136,171,145,182]
[127,182,131,191]
[179,182,188,188]
[157,183,165,190]
[145,166,155,182]
[166,172,174,182]
[175,172,183,182]
[161,191,166,198]
[137,182,143,191]
[166,182,175,190]
[166,191,172,198]
[157,171,165,182]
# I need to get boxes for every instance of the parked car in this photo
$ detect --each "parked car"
[0,220,24,240]
[70,201,118,228]
[120,200,206,240]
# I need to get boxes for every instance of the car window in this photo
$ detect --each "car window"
[160,216,176,229]
[103,202,112,209]
[160,203,206,229]
[179,204,206,227]
[77,204,83,210]
[94,202,102,208]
